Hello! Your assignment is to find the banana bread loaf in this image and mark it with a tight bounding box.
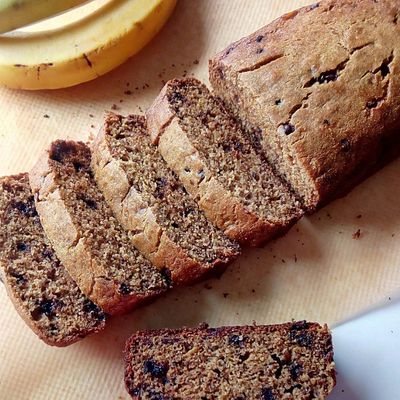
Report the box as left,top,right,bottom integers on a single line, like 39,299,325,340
124,321,336,399
91,113,240,286
147,78,303,246
29,140,169,315
210,0,400,210
0,173,106,346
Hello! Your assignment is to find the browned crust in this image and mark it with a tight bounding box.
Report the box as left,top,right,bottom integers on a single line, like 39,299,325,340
124,321,336,399
146,83,293,247
29,146,161,315
209,0,400,209
91,115,237,285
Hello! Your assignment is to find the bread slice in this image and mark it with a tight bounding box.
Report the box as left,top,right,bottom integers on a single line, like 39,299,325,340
124,321,336,399
0,173,106,346
29,141,169,315
209,0,400,209
147,78,303,246
91,113,240,286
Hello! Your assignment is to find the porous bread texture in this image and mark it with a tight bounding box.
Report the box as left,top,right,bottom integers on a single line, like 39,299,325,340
91,113,240,286
124,321,336,399
147,78,303,246
210,0,400,210
0,173,105,346
29,140,169,315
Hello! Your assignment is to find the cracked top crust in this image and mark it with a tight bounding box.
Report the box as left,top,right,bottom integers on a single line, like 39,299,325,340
29,140,168,315
210,0,400,208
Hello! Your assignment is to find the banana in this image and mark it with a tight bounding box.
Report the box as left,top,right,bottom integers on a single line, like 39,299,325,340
0,0,90,33
0,0,177,90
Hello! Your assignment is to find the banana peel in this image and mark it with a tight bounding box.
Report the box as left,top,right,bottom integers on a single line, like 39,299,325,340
0,0,177,90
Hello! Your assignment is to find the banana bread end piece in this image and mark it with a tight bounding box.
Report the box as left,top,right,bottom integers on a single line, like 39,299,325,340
0,174,106,346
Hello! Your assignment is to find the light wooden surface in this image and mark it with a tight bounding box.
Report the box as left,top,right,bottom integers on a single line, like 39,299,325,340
1,1,400,399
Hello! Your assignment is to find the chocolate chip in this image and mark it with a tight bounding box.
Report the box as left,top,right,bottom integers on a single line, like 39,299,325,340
80,197,97,209
256,35,264,43
380,63,390,77
160,268,173,288
16,242,29,252
143,359,169,381
281,123,295,135
256,48,264,54
119,283,131,295
184,167,191,173
274,99,282,105
83,299,104,318
228,334,245,347
239,351,250,362
318,71,337,84
290,331,314,347
10,271,26,285
340,138,351,152
170,91,184,103
261,387,275,400
367,99,378,109
171,222,179,228
289,363,303,380
73,162,84,172
323,119,330,125
10,200,37,217
290,321,310,331
271,354,283,378
31,299,57,320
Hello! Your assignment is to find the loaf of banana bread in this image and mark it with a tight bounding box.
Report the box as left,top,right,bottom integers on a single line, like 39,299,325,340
210,0,400,209
92,113,240,285
0,174,106,346
124,321,336,399
29,140,169,315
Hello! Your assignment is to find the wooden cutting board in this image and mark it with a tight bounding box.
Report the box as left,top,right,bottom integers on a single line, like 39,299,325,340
1,1,400,399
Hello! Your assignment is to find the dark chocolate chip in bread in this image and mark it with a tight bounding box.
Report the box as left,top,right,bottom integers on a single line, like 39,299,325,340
147,78,303,246
0,174,106,346
92,113,240,286
29,140,169,315
124,321,336,399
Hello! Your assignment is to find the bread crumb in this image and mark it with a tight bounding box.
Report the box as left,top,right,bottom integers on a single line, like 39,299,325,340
352,229,362,239
43,114,50,118
124,90,132,95
356,214,362,219
223,293,229,298
204,283,213,290
111,104,118,110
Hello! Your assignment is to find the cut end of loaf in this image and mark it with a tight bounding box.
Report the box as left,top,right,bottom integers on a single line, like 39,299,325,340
0,173,106,346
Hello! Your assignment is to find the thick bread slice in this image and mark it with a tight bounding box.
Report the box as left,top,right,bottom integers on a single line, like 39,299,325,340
210,0,400,210
124,321,336,399
29,141,169,315
0,174,105,346
91,113,240,286
147,78,303,246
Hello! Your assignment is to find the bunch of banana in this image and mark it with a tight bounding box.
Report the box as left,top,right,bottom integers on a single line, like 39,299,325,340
0,0,177,90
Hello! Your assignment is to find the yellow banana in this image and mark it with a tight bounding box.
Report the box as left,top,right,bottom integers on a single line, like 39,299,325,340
0,0,177,90
0,0,90,33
